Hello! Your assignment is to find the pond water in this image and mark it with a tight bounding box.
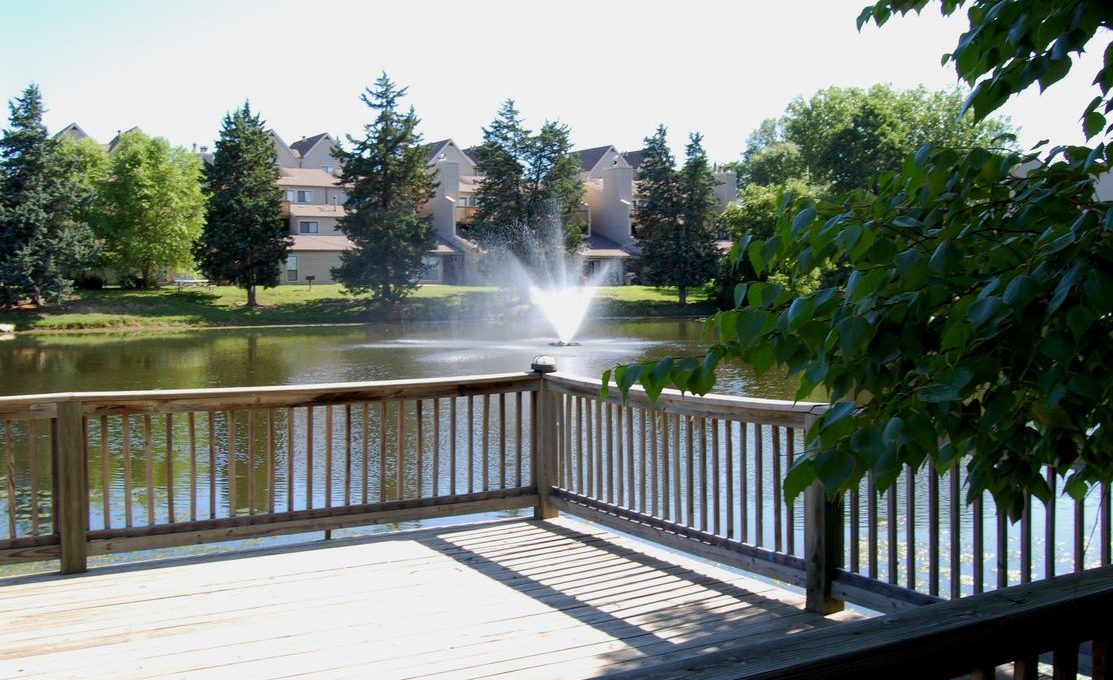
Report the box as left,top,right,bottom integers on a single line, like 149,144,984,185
0,317,806,398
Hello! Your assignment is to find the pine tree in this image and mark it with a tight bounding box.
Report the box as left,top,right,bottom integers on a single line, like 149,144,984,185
0,84,95,306
194,102,289,308
472,101,583,283
332,73,436,304
634,127,720,305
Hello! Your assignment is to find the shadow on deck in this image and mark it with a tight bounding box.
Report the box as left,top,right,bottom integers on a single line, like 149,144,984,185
0,517,857,679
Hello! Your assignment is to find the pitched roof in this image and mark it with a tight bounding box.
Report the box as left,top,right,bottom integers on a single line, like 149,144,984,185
287,203,347,217
290,133,332,158
107,127,142,154
277,167,346,188
426,139,452,162
623,149,646,170
574,146,615,173
463,147,481,165
582,233,632,259
54,123,90,142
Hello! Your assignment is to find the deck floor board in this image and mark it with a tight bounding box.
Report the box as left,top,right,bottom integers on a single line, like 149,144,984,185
0,517,859,679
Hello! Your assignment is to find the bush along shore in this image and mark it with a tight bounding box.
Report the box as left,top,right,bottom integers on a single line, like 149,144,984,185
0,284,717,333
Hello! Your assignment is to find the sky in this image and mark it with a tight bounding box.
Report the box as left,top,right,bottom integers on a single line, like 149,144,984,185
0,0,1104,163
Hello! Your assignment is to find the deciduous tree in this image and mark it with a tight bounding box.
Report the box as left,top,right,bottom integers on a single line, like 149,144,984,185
332,73,436,304
194,102,290,307
97,131,205,287
0,85,96,306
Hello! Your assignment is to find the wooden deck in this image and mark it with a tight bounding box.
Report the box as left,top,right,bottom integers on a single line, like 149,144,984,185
0,518,859,679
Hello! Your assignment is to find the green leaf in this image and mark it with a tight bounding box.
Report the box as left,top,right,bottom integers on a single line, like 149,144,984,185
967,296,1002,328
814,449,855,492
1002,274,1039,312
791,207,817,236
918,383,960,403
600,369,611,400
783,457,817,502
749,344,776,376
929,240,960,275
835,316,873,358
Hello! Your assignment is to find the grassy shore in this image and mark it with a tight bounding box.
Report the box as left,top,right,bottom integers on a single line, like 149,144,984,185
0,284,717,332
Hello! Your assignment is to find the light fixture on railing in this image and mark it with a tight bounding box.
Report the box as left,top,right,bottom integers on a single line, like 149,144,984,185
531,355,557,374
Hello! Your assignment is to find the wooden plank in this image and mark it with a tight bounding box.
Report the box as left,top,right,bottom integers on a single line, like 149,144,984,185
755,423,764,547
498,394,505,490
144,414,154,525
248,410,256,515
686,416,695,528
515,393,522,489
726,420,734,541
711,418,720,536
324,405,333,507
467,396,475,494
166,413,175,524
928,465,938,595
906,464,915,590
287,407,295,512
123,414,133,527
344,404,353,505
102,415,111,529
1046,466,1057,580
637,407,646,515
534,377,558,520
1021,492,1032,583
228,410,237,517
188,412,196,522
740,421,748,544
887,482,897,584
831,570,943,613
5,420,18,539
208,410,217,518
481,395,490,493
950,464,961,598
361,403,370,505
379,401,388,502
56,401,87,573
434,398,441,497
417,400,425,498
974,489,984,593
29,419,39,535
997,505,1008,589
867,470,877,579
268,408,276,514
787,428,795,556
398,400,406,500
772,425,781,551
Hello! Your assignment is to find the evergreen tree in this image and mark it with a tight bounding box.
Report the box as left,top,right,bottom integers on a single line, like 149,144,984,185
634,127,720,305
332,73,436,304
0,84,95,306
472,100,583,283
96,131,205,288
194,102,290,308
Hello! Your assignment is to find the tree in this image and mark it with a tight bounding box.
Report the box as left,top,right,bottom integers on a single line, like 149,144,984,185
634,127,721,305
332,73,436,304
608,0,1113,517
195,103,290,308
95,131,205,288
0,85,96,306
471,100,584,283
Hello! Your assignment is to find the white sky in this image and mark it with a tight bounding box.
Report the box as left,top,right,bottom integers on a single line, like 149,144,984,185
0,0,1103,162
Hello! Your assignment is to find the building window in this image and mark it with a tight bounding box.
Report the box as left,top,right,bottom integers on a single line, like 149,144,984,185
297,190,312,203
284,190,295,202
322,165,333,175
286,255,299,282
298,221,319,234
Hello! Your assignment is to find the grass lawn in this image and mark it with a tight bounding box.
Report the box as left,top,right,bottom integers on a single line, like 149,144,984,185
0,284,717,332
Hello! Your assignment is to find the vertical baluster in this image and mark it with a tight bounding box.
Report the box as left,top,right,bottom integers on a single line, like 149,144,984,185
267,408,276,514
362,403,370,504
996,506,1008,589
102,416,112,529
247,410,256,515
324,405,333,508
144,414,154,525
1053,642,1080,679
755,423,764,547
481,395,490,492
906,464,915,591
515,392,522,489
529,390,538,487
740,421,749,544
286,408,295,512
345,404,353,505
574,397,583,494
867,470,878,579
416,400,424,498
973,491,984,594
638,408,647,515
787,428,796,555
379,402,388,502
29,420,39,535
434,398,442,497
928,467,939,596
726,421,734,541
773,425,782,552
711,419,720,536
887,482,898,584
672,413,681,523
1074,497,1085,572
1021,492,1032,584
450,397,458,496
208,411,216,519
1045,467,1056,580
562,394,572,489
123,415,133,527
626,405,635,508
5,420,16,538
495,394,504,489
699,417,708,532
166,414,175,523
304,407,312,510
605,403,614,504
596,399,604,500
1102,481,1111,566
681,414,690,527
397,400,406,500
467,396,475,494
228,410,237,517
659,412,669,521
615,405,624,506
849,476,860,573
950,464,961,598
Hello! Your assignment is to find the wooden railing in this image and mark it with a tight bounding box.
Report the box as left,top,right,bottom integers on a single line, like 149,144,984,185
0,373,540,572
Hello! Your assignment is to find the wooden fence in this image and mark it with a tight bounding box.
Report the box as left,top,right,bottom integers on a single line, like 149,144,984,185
0,373,540,572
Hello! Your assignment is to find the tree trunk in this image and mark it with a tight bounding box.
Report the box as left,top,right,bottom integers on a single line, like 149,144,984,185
32,287,44,307
246,285,257,309
678,286,687,306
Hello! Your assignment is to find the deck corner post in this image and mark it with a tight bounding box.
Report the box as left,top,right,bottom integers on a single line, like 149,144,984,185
57,400,88,574
803,411,843,614
534,372,560,520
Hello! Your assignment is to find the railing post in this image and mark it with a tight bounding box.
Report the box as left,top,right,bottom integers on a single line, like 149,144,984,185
533,359,559,520
804,410,843,614
56,400,88,574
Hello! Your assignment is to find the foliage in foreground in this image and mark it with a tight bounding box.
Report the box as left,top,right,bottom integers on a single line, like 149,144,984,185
607,0,1113,517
